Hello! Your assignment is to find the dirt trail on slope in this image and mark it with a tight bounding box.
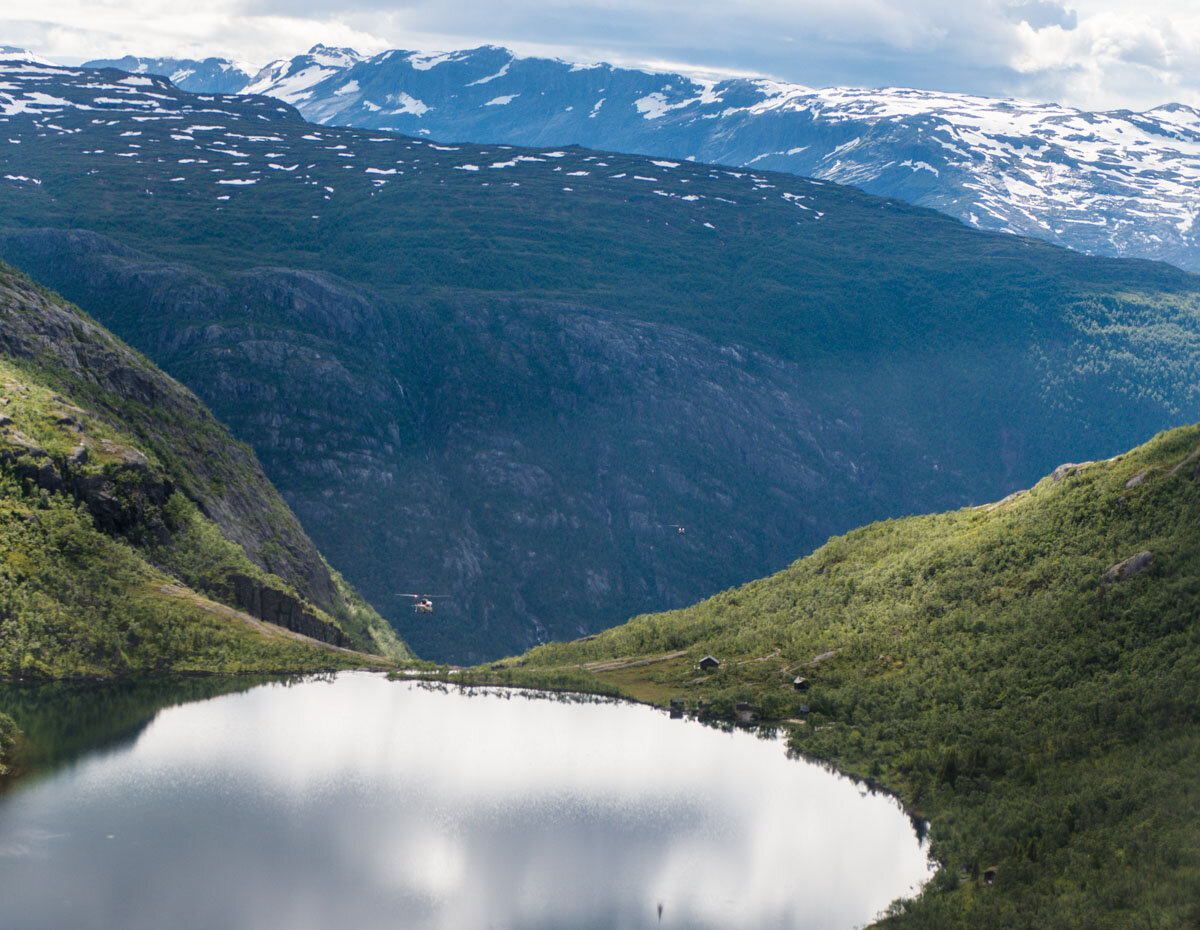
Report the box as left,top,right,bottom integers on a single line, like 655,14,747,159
153,582,390,665
581,650,689,673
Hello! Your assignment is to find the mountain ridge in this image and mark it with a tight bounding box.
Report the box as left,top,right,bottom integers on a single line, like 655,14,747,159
75,42,1200,272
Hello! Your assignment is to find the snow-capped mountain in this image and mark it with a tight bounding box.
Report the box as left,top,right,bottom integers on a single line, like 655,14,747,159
0,46,56,66
241,44,364,101
99,43,1200,271
82,54,256,94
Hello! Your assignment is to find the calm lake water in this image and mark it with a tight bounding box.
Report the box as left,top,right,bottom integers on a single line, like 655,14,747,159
0,672,932,929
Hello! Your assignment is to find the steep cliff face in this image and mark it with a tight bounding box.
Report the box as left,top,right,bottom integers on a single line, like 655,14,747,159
0,256,333,605
0,263,410,674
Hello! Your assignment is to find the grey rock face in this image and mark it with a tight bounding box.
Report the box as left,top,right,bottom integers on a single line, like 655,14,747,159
225,572,352,647
1103,551,1153,584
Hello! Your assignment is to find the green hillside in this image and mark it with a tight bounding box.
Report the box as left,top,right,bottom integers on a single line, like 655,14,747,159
481,424,1200,928
0,262,410,708
5,64,1200,660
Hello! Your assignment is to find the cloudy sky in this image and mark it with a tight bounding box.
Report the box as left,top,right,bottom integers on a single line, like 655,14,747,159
3,0,1198,110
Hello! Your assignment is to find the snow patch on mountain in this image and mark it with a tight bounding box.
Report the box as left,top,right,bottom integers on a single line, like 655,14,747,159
407,51,462,71
467,60,511,86
70,43,1200,271
386,92,429,116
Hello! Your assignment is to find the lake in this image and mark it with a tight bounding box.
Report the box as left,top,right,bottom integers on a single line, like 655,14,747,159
0,672,932,929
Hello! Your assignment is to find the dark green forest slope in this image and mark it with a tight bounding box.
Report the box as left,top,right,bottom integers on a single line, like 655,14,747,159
4,63,1200,660
491,424,1200,928
0,262,409,691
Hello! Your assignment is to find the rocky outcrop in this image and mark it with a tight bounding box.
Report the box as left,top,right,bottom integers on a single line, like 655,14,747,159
0,431,174,543
0,268,343,611
1050,462,1095,484
1125,469,1151,489
224,572,352,647
1103,551,1153,585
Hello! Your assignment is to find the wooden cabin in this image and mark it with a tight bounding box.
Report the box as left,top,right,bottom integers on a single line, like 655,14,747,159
697,654,720,671
792,676,810,692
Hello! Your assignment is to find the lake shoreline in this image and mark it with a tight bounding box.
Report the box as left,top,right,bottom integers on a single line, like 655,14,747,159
0,672,934,929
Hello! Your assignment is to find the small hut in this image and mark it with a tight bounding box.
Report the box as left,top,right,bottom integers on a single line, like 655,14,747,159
697,654,720,671
792,676,810,692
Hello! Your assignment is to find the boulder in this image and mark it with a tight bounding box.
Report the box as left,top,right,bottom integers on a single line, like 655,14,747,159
1103,551,1153,584
1124,469,1150,489
1050,461,1093,483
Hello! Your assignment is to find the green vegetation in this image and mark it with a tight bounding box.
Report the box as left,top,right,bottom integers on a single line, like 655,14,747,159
483,424,1200,929
0,263,409,678
0,472,366,678
0,710,18,776
324,563,413,663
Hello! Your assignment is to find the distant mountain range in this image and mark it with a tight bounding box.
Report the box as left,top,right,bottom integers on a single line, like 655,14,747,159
82,53,257,94
2,58,1199,662
77,43,1200,272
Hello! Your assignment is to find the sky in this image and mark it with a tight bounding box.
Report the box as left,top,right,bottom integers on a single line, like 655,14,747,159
3,0,1199,111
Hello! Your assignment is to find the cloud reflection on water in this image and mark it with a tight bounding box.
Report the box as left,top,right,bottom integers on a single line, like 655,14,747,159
0,673,932,929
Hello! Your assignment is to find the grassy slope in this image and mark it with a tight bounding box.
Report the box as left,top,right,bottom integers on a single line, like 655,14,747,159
0,361,382,679
0,264,409,679
475,424,1200,928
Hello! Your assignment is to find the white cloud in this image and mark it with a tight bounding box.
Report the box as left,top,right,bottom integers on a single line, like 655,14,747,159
1009,8,1200,109
2,0,1199,109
